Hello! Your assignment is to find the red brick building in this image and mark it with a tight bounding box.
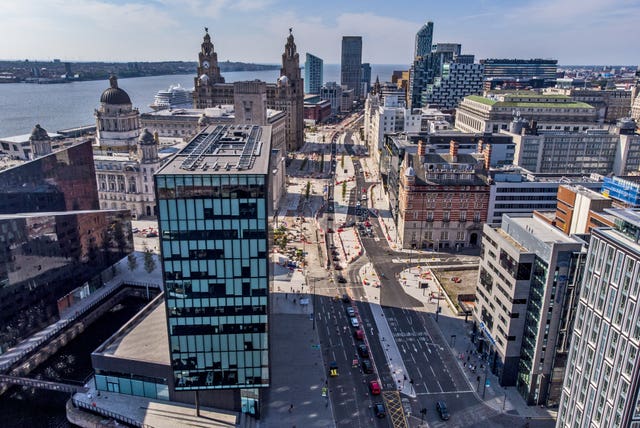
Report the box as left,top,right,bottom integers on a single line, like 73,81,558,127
397,140,490,250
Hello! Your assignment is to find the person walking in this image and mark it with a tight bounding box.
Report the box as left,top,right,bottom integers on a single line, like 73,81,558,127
289,403,294,413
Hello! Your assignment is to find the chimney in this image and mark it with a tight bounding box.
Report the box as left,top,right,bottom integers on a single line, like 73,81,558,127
449,140,459,162
417,139,426,157
477,139,484,154
483,143,492,170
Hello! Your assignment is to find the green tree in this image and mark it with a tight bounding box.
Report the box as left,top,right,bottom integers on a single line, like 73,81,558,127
342,182,347,200
127,253,138,272
305,181,311,200
143,245,156,274
341,154,345,169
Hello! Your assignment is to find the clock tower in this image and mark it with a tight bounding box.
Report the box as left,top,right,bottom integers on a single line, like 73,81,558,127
194,28,225,108
275,29,304,152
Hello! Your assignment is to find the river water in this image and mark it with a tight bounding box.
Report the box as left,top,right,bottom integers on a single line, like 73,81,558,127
0,296,148,428
0,64,405,138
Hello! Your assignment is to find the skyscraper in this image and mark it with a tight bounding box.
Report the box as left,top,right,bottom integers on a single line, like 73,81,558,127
275,29,304,152
304,53,323,94
558,208,640,427
361,63,371,95
155,124,271,407
341,36,363,99
414,21,434,58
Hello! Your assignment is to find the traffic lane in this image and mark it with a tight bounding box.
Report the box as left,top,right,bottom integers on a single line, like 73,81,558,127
316,296,373,427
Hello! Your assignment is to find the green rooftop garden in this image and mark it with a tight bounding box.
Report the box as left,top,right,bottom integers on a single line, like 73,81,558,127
466,95,497,105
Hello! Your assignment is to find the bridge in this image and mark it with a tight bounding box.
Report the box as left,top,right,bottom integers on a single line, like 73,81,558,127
0,374,89,394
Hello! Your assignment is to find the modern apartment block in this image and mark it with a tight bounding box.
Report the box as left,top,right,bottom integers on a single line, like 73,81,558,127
422,62,484,110
414,21,434,59
320,82,343,114
155,124,271,409
455,92,598,134
304,53,323,95
474,213,586,405
341,36,363,99
558,208,640,428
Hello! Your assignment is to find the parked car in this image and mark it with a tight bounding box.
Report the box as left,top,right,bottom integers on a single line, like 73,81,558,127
350,317,359,328
357,344,369,358
373,402,386,418
369,380,381,395
337,276,347,283
341,294,351,303
346,307,355,317
436,401,450,420
146,232,158,238
354,329,365,340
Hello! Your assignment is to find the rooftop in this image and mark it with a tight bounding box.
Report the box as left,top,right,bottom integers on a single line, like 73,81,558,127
156,124,272,176
506,214,578,245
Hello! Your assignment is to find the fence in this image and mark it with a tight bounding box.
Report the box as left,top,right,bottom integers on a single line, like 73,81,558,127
72,397,153,428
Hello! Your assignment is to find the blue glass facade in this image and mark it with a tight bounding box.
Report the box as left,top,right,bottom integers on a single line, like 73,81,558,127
155,173,270,390
602,177,640,207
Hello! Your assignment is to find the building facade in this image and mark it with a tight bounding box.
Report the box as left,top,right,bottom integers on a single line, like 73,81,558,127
304,53,323,95
480,58,558,86
0,140,132,354
422,62,484,110
361,63,371,95
396,140,490,250
319,82,342,114
341,36,363,99
414,21,434,59
155,124,271,410
455,93,599,134
474,213,586,405
558,208,640,428
94,75,141,154
274,30,304,152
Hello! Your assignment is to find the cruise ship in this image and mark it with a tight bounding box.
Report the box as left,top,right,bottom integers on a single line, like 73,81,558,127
150,84,194,110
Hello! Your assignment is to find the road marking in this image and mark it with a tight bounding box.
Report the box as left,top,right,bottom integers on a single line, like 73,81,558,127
415,389,474,396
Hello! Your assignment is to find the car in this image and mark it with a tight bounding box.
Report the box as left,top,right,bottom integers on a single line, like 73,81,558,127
361,358,373,373
131,227,139,233
329,361,338,377
369,380,381,395
341,294,351,303
337,276,347,283
346,307,356,317
334,264,343,270
436,401,450,420
373,403,386,418
354,329,365,340
357,344,369,358
327,228,334,233
146,232,158,238
350,317,359,328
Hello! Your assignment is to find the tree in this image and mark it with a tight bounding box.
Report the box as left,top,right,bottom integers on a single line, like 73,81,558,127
305,181,311,200
342,182,347,200
340,154,345,169
143,245,156,274
127,253,138,272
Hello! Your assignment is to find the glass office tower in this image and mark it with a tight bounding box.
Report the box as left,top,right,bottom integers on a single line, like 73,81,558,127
155,125,271,393
341,36,363,99
304,53,323,95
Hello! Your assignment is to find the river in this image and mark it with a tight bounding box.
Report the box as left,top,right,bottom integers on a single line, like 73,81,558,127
0,296,148,428
0,64,406,138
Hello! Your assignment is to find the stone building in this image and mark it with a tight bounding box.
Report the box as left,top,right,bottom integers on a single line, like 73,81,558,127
94,75,141,154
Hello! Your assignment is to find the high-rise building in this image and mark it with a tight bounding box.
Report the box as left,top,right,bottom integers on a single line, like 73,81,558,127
558,208,640,427
155,124,272,408
480,58,558,88
414,21,434,59
304,53,323,95
421,62,484,110
320,82,343,114
341,36,363,99
361,63,371,95
474,213,586,405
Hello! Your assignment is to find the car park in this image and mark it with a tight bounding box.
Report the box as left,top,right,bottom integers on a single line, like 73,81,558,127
436,401,450,420
369,380,381,395
357,344,369,358
373,403,386,418
361,358,373,373
350,317,359,328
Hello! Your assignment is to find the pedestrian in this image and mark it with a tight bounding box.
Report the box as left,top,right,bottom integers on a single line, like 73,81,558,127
289,404,294,413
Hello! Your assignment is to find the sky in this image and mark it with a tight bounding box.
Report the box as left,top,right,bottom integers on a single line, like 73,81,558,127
2,0,639,65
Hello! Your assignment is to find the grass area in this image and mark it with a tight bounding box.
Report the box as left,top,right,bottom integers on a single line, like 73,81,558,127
498,101,594,109
466,95,497,106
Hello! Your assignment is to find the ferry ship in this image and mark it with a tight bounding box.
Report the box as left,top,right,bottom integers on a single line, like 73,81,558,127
150,84,194,110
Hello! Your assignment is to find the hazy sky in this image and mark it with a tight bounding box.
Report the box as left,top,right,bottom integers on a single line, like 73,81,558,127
3,0,639,65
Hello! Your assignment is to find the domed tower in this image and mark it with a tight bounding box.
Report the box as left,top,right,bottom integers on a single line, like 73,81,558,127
193,28,225,109
137,128,159,163
275,28,304,153
29,124,52,158
95,75,140,153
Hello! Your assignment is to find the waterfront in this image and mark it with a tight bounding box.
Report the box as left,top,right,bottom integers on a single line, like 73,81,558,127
0,64,405,138
0,295,148,428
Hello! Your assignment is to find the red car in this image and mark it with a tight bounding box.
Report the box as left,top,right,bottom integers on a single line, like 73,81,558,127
369,380,381,395
354,329,364,340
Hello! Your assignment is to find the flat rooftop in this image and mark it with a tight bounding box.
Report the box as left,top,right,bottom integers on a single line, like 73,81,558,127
94,296,168,364
507,215,578,244
156,124,272,176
